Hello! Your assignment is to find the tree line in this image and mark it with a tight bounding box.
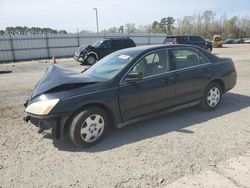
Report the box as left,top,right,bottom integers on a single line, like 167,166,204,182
0,26,67,35
102,10,250,39
1,10,250,39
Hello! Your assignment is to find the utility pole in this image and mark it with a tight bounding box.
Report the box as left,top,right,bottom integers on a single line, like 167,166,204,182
93,8,99,33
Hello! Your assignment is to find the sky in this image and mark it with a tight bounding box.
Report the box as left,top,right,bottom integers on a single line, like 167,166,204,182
0,0,250,33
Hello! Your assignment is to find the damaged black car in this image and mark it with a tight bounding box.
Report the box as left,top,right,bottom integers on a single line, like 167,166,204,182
24,45,237,147
74,38,136,65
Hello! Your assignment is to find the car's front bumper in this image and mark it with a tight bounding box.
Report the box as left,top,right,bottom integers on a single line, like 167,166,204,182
23,111,68,139
74,55,85,63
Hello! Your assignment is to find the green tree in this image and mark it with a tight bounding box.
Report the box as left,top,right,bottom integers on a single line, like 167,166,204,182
202,10,216,38
152,21,159,33
118,26,124,33
166,17,175,34
180,16,195,35
224,16,239,38
159,18,167,33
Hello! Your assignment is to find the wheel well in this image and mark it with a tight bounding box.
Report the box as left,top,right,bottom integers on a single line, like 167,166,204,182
210,79,225,93
62,103,115,138
87,52,98,60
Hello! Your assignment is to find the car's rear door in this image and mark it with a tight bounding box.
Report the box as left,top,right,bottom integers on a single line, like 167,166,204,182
119,49,176,121
189,36,205,48
112,40,124,51
169,47,212,104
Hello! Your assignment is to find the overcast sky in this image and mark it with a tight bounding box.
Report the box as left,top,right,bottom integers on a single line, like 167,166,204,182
0,0,250,32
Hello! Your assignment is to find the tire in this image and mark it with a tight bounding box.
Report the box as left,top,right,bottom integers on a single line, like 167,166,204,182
85,54,97,65
69,107,109,147
207,47,212,53
199,82,222,111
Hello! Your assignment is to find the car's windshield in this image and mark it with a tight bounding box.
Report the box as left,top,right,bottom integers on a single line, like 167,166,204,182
92,40,104,48
84,51,138,80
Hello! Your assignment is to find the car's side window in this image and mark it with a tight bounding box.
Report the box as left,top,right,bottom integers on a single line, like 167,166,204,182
170,49,207,70
130,50,169,78
177,36,188,43
190,36,203,42
100,40,111,48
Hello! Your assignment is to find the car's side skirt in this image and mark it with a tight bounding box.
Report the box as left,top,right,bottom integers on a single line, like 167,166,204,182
117,100,201,128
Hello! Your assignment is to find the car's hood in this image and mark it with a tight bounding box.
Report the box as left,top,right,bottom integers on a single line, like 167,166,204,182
75,45,95,56
31,64,99,98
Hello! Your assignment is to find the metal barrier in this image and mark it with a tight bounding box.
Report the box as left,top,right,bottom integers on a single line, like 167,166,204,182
0,33,166,63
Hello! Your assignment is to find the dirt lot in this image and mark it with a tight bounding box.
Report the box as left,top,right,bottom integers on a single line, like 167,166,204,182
0,44,250,187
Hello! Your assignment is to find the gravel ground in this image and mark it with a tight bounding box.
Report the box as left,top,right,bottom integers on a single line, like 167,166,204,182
0,44,250,188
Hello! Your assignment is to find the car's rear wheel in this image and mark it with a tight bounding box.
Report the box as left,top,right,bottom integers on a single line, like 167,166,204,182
69,107,109,147
199,82,222,111
85,54,97,65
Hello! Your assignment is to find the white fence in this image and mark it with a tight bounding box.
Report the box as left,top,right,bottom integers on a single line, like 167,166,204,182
0,33,166,63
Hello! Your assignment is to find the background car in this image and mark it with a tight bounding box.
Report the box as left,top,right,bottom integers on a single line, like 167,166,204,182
163,35,213,52
224,39,234,44
74,38,136,65
224,38,246,44
244,39,250,44
24,44,237,147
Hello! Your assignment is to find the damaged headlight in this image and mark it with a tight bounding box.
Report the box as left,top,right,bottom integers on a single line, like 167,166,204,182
25,99,59,115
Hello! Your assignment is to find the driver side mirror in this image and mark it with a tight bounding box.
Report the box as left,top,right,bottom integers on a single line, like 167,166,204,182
124,72,143,83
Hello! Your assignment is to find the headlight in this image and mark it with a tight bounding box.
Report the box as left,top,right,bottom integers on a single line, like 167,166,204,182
25,99,59,115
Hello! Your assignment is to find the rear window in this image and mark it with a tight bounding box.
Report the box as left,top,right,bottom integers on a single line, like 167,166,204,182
123,39,135,48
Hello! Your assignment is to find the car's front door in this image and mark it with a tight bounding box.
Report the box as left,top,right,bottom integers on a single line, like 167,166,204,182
119,49,176,121
169,48,212,105
98,40,112,59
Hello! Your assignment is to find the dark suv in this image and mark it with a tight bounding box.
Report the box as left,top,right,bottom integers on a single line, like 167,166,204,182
163,35,213,52
74,38,136,65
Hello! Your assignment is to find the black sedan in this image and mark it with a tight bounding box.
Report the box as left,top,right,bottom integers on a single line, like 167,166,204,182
24,45,237,147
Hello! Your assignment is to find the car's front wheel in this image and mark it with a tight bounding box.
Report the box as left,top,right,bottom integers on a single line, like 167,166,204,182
69,107,109,147
199,82,222,111
85,54,97,65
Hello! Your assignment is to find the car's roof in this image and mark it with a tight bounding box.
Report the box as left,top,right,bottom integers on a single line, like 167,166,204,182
102,37,132,41
116,44,219,63
165,35,201,38
117,44,200,54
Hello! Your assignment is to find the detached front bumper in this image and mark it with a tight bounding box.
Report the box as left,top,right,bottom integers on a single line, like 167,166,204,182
23,112,63,139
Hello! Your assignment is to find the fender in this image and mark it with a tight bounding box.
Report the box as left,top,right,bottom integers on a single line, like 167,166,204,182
202,77,225,95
